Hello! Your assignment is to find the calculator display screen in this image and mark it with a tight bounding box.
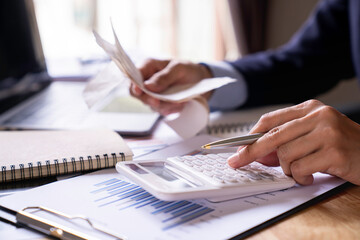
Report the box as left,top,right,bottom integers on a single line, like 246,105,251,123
139,163,178,182
138,162,201,188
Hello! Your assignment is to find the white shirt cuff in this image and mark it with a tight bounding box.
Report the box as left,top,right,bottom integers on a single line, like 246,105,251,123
206,62,248,110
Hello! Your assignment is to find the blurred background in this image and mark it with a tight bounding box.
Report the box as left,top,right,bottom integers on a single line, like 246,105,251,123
33,0,360,109
33,0,315,75
33,0,225,78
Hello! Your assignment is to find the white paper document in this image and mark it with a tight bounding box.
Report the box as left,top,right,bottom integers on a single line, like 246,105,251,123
0,135,346,240
82,62,128,109
92,27,235,103
85,24,236,138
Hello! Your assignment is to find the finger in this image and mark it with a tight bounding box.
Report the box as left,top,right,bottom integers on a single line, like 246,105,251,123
139,59,170,80
288,149,332,185
277,130,321,175
136,93,160,109
255,151,279,166
250,100,324,134
236,146,280,166
144,61,187,93
138,95,185,116
130,83,143,97
130,82,185,115
158,102,186,116
228,115,314,168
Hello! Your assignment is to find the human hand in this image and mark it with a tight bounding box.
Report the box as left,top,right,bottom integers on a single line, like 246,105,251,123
227,99,360,185
130,58,213,116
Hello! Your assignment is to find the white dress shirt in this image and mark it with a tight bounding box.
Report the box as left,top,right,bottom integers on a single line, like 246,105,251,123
205,61,248,111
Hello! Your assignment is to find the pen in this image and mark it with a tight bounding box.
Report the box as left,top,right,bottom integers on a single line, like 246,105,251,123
201,133,264,149
16,206,126,240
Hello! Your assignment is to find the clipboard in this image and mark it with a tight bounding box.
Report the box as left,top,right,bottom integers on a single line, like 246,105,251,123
0,182,351,240
0,205,126,240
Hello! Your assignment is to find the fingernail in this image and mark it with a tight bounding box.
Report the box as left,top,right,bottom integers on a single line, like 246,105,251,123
227,153,240,168
132,86,141,96
145,81,163,93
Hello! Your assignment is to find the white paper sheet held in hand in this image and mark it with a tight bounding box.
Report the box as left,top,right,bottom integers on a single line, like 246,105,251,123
92,25,235,138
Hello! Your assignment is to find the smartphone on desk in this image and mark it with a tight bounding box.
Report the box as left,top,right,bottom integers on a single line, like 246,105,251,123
116,152,296,202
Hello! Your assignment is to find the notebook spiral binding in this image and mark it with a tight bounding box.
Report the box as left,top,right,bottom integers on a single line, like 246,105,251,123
1,152,126,183
206,122,256,136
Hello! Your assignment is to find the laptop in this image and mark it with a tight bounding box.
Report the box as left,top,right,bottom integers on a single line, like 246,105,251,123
0,1,160,136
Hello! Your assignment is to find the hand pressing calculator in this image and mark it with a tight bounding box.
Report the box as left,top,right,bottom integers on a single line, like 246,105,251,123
116,153,296,202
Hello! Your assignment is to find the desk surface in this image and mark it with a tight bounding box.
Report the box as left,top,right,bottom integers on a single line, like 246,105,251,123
248,185,360,239
0,121,359,239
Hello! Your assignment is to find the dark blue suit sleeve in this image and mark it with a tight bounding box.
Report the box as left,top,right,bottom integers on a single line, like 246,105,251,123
229,0,355,108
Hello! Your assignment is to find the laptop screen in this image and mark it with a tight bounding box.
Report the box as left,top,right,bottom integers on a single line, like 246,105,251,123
0,0,50,112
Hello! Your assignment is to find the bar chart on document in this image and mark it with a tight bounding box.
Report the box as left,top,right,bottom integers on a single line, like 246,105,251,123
91,177,215,231
76,169,304,240
0,166,345,240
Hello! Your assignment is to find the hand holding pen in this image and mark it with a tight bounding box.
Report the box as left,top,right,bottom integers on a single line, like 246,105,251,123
222,101,360,187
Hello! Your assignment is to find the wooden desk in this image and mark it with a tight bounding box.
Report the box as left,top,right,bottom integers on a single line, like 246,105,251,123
247,185,360,239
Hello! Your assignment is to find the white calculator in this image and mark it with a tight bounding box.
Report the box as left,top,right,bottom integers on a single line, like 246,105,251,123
116,153,296,201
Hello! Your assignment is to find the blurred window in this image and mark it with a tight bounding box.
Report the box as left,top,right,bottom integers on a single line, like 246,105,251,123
33,0,226,66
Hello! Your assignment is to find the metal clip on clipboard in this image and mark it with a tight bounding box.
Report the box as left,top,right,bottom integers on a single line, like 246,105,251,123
16,206,126,240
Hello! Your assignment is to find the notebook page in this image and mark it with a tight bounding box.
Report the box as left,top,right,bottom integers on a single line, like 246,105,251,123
0,129,133,182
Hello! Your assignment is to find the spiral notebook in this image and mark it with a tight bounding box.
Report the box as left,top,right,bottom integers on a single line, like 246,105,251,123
205,105,291,138
206,120,255,138
0,129,133,182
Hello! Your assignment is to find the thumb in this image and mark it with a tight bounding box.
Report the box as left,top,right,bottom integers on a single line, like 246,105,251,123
144,74,170,93
144,61,184,93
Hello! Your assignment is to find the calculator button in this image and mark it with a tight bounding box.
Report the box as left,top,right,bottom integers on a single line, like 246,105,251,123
274,173,288,179
217,153,233,158
192,165,203,172
192,160,203,166
214,163,226,170
222,176,238,183
205,154,218,159
212,172,224,178
205,159,217,165
246,172,262,180
195,155,208,160
203,170,214,177
216,158,227,164
235,174,250,182
212,176,225,184
250,162,262,167
202,165,214,171
212,169,224,175
258,172,274,180
168,153,294,190
235,169,249,174
183,160,194,167
224,169,237,175
171,157,183,162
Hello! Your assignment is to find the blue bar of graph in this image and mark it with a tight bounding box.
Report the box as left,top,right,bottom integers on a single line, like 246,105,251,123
162,204,203,222
94,178,120,187
136,198,158,208
98,187,142,207
151,201,190,214
163,208,214,231
92,178,215,231
91,181,129,194
95,184,138,202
